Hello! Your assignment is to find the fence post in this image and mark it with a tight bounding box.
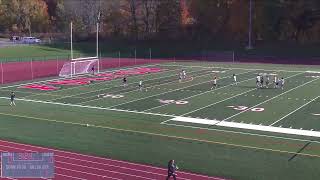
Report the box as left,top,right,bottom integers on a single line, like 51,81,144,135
118,51,121,67
1,61,3,84
134,49,137,65
149,48,152,63
56,56,59,75
31,59,34,80
232,51,235,63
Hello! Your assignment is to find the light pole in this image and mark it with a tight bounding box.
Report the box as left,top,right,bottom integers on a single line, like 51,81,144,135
247,0,253,49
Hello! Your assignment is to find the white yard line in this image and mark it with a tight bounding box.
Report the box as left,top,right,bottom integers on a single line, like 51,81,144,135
160,64,312,73
80,69,217,105
269,95,320,126
49,68,211,102
181,86,257,116
0,97,175,118
160,121,320,144
103,69,233,108
166,117,320,138
218,73,318,123
23,64,183,99
144,70,256,112
0,63,162,90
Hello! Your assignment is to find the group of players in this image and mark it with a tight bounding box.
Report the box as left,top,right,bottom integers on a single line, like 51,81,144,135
256,74,285,89
122,69,188,92
210,72,285,90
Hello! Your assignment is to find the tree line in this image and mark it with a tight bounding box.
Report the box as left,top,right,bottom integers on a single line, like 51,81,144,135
0,0,319,43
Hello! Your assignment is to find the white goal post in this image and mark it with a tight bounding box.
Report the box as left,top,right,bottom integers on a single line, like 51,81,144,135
59,19,100,77
59,57,100,77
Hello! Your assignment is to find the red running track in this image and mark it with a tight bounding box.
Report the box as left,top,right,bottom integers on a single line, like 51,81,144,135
0,140,229,180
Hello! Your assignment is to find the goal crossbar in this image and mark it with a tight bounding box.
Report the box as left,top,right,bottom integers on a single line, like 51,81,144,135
71,56,98,61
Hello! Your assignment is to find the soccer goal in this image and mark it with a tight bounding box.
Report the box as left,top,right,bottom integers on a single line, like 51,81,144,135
59,56,100,77
59,20,100,77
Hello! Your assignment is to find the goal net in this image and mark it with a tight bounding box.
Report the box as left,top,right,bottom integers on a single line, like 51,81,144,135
59,57,99,77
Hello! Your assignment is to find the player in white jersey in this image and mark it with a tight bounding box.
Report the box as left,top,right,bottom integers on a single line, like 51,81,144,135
256,75,261,88
182,70,186,79
233,74,237,85
211,76,217,90
274,76,278,88
139,80,143,91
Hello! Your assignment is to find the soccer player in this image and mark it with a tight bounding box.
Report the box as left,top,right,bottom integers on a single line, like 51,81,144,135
280,77,285,90
166,160,178,180
266,75,270,88
211,76,217,90
256,74,261,88
260,75,264,88
91,66,95,75
233,74,237,85
10,92,16,106
178,72,182,83
139,80,143,91
123,76,127,87
182,70,186,79
274,76,278,88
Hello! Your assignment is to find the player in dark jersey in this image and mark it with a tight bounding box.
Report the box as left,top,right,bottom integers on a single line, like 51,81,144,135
91,66,95,75
265,75,270,88
166,160,178,180
123,76,127,86
10,92,16,106
260,75,264,88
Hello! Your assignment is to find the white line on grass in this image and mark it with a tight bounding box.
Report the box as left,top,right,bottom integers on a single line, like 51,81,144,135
181,87,257,116
269,95,320,126
144,70,256,112
49,67,212,102
23,64,183,99
104,69,235,108
218,73,318,123
0,63,162,90
160,121,320,144
160,64,310,73
76,70,216,104
0,97,175,118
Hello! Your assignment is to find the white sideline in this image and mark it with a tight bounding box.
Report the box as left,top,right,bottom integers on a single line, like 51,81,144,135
0,97,175,118
160,64,313,73
269,96,320,126
0,63,161,90
306,71,320,74
170,117,320,138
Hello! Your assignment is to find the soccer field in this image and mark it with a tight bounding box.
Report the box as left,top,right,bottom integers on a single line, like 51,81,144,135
0,61,320,180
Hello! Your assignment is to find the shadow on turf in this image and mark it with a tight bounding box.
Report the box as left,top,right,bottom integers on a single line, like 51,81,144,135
288,141,312,161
